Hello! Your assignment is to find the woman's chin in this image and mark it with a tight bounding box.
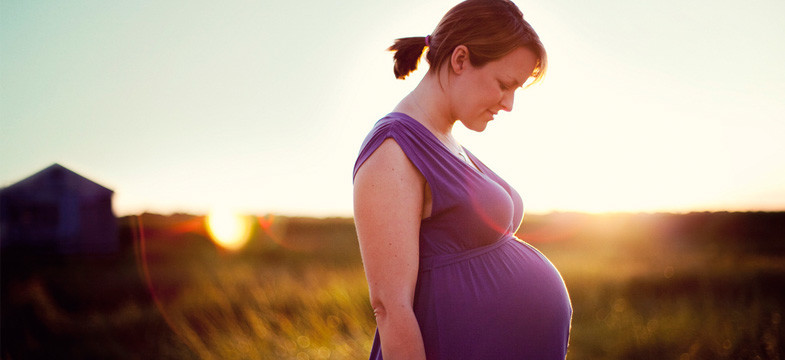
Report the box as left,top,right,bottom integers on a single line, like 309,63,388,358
461,119,490,133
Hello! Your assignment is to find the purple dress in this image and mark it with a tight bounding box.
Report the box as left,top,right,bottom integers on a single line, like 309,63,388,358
353,113,572,359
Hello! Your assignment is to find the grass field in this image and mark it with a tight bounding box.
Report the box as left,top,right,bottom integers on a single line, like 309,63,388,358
2,212,783,359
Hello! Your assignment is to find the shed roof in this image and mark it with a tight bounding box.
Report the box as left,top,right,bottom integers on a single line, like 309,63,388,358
0,163,113,199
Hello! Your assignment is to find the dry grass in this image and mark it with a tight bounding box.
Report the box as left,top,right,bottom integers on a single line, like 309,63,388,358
2,212,783,359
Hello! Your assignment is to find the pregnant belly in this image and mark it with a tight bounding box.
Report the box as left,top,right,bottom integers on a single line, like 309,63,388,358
414,237,572,359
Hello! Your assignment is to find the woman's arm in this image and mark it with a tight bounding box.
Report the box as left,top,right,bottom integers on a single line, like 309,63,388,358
353,138,427,360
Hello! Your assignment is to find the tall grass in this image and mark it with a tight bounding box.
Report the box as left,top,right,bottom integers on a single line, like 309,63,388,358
147,257,375,359
2,212,783,359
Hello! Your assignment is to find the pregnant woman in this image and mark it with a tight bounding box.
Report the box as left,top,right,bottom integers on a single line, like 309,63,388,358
352,0,572,359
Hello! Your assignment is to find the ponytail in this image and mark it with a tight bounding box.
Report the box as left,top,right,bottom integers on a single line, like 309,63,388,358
386,0,547,84
388,36,429,79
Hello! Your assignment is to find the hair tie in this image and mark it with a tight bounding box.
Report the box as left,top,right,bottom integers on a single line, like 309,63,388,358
425,35,431,47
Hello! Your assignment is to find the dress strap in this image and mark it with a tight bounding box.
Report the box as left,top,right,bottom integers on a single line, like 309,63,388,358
353,113,444,182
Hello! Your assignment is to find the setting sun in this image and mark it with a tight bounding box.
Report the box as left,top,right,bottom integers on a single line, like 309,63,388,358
205,208,253,251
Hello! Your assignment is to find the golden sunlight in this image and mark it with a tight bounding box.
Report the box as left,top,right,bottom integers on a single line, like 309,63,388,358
205,208,253,251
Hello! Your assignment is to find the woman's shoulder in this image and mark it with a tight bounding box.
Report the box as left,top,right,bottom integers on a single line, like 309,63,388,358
371,112,422,133
354,113,430,179
363,112,435,149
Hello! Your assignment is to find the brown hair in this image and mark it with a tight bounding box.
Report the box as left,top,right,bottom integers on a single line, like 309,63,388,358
389,0,547,84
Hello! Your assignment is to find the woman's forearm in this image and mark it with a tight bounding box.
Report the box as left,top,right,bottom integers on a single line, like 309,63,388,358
376,305,427,360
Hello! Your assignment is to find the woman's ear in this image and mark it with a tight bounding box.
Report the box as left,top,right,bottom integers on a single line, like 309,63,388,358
450,45,470,75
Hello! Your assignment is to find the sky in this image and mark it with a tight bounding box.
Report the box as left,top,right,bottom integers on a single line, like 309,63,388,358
2,0,784,217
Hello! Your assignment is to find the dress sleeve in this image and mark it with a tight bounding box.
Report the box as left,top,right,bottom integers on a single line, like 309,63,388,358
352,117,435,183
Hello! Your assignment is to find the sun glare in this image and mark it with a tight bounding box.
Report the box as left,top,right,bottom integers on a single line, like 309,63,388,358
206,208,253,251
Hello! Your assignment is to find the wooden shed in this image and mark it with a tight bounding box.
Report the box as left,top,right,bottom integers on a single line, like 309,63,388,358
0,164,118,254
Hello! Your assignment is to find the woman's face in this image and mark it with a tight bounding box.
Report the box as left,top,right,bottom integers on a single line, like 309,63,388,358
449,46,538,132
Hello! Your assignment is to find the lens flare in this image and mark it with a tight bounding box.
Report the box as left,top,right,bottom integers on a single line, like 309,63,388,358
205,208,253,251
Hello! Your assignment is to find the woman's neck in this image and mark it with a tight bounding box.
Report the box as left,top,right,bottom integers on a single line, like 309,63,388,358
393,72,455,138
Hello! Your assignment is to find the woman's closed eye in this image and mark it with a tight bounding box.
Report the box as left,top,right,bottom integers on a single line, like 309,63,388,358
499,80,521,92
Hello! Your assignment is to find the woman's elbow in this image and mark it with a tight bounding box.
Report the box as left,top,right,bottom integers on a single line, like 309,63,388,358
370,296,411,323
371,299,387,320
